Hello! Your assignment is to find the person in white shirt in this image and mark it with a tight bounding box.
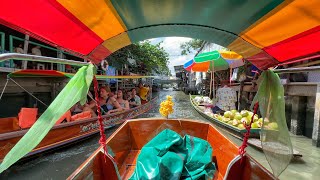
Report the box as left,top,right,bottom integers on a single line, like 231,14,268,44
129,88,141,108
211,80,237,114
215,81,237,111
31,45,42,56
14,44,24,53
13,44,24,68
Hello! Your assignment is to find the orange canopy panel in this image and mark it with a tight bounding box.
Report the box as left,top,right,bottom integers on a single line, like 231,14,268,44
0,0,319,69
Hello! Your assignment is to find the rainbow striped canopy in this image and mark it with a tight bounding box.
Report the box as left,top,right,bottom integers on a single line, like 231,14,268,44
1,0,319,70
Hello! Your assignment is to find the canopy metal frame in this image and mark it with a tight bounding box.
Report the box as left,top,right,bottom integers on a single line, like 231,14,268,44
0,53,89,67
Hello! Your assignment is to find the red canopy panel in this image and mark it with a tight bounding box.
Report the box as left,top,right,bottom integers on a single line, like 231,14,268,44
264,26,320,62
0,0,103,55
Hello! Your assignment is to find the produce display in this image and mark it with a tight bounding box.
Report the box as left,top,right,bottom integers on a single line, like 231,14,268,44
193,96,213,105
211,110,278,130
191,96,278,131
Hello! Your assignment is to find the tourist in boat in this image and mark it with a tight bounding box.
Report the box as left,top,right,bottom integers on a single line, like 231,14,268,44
115,89,130,111
70,102,84,115
83,86,122,116
138,82,149,104
129,88,141,108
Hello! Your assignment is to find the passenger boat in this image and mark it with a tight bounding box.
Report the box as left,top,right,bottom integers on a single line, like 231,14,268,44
0,98,157,162
68,118,276,180
189,95,260,138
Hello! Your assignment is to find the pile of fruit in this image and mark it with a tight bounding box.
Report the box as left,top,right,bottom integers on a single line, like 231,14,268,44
212,110,278,130
193,96,213,105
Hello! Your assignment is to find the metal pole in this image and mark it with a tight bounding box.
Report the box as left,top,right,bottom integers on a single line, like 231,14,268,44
0,53,89,66
9,35,14,68
273,66,320,74
116,70,119,92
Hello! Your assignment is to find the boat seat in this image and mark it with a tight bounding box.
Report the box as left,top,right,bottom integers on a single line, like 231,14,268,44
55,110,72,125
70,111,91,121
0,117,20,133
18,108,38,129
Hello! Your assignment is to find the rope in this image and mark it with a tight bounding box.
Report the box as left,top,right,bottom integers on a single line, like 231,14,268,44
238,102,259,162
0,78,9,101
9,78,48,107
93,76,108,162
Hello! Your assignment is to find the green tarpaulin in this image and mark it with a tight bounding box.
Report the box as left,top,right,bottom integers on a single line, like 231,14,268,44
129,129,216,180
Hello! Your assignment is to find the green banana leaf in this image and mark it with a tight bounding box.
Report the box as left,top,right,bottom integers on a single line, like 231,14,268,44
251,70,293,177
0,64,95,173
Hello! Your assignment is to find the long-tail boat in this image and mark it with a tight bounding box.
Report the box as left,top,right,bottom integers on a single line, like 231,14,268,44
0,0,316,176
0,96,157,162
68,118,276,180
190,94,260,138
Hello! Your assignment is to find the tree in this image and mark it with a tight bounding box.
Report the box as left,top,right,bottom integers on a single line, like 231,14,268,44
106,41,170,76
180,39,206,55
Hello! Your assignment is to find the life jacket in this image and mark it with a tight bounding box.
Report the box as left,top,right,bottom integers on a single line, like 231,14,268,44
18,108,38,129
55,110,72,125
70,111,92,121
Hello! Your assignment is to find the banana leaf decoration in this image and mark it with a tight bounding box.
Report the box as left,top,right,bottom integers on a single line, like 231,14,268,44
0,64,95,173
251,70,293,177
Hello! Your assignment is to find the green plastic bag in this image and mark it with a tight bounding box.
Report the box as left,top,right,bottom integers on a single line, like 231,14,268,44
0,64,95,173
251,70,293,177
129,129,216,180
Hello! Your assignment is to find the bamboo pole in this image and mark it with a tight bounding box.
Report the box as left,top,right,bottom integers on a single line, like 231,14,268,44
212,61,215,99
209,71,212,98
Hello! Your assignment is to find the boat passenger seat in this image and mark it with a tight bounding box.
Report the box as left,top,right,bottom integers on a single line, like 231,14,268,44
55,110,72,125
70,111,92,121
18,108,38,129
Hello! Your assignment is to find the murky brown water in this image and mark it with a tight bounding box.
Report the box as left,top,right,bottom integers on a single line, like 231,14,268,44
1,90,319,179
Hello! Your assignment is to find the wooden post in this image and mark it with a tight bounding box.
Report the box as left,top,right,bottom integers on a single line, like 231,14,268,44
312,84,320,147
22,35,29,69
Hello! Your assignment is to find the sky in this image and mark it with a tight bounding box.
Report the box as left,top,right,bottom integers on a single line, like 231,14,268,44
148,37,197,75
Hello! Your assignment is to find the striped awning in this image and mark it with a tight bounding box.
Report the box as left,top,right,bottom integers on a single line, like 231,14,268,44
1,0,319,70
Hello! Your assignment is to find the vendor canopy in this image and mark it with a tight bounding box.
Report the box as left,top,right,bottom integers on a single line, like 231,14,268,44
184,50,244,72
1,0,319,69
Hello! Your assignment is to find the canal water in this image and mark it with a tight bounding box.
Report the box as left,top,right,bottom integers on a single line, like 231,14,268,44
1,90,320,179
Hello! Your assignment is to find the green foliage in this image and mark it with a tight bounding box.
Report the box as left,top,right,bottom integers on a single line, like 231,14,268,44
106,41,170,76
180,39,205,55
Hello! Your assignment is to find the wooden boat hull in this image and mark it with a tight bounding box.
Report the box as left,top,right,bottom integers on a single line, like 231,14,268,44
190,94,260,138
68,118,276,180
0,98,157,162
